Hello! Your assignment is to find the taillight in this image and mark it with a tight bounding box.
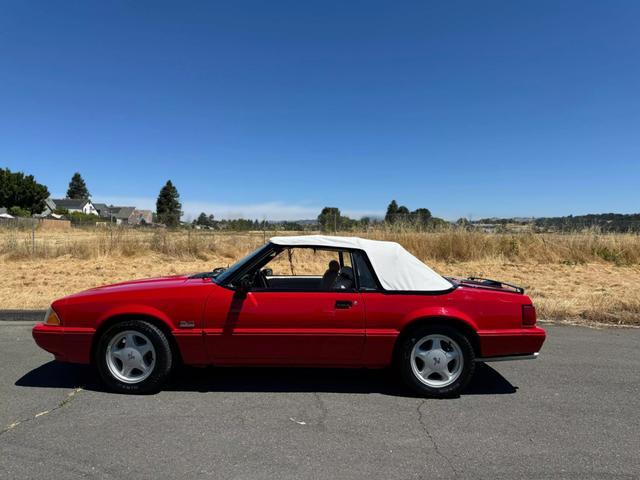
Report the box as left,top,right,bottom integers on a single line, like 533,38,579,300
522,305,536,327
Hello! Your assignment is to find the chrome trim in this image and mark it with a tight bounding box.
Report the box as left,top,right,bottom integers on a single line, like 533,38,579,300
476,352,539,362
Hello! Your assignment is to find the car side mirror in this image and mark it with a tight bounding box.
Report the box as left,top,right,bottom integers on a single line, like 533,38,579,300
235,276,252,296
262,268,273,276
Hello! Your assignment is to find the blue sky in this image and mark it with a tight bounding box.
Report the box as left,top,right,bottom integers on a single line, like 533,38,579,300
1,1,639,220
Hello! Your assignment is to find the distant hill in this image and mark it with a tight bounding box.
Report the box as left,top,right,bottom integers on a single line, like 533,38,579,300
476,213,640,233
534,213,640,233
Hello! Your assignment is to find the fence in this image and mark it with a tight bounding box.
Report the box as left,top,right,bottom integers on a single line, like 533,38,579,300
0,225,278,261
0,217,71,230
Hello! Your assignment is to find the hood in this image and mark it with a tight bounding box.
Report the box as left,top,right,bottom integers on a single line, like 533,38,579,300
64,274,191,299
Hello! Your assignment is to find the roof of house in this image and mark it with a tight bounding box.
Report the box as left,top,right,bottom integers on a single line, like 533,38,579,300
269,235,452,292
109,206,136,219
93,203,110,212
51,198,91,210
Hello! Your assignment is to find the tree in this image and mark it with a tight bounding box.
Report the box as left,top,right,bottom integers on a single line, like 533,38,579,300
317,207,341,232
385,200,399,223
195,212,208,225
66,172,90,199
456,217,471,229
0,168,50,214
413,208,432,227
8,206,31,217
156,180,182,227
194,212,215,227
396,205,410,223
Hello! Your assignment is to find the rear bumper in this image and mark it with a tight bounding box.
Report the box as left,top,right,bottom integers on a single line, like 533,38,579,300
477,326,546,358
32,323,94,364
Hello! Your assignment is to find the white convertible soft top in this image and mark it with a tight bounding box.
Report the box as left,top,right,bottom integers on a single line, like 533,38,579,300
270,235,452,292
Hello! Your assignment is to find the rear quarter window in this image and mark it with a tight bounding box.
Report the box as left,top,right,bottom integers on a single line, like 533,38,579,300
353,251,378,290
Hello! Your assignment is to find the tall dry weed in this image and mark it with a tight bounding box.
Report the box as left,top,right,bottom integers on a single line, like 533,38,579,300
1,227,640,266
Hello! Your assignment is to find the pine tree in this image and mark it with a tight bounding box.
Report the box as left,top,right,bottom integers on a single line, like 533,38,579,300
66,172,90,199
156,180,182,227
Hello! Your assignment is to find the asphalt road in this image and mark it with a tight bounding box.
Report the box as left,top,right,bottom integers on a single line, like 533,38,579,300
1,323,639,480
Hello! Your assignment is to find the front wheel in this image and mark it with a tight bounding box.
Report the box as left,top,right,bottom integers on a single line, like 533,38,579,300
398,325,475,398
96,320,173,394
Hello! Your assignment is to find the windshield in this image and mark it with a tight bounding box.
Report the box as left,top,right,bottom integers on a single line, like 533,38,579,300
214,243,273,285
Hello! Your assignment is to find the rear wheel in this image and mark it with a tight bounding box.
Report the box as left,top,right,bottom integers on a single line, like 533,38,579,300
398,325,475,397
96,320,173,394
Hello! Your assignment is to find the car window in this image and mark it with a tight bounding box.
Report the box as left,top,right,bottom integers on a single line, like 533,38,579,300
214,243,273,285
266,248,341,276
342,251,352,269
255,247,355,291
352,251,378,290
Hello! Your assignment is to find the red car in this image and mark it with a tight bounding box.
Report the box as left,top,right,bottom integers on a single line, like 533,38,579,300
33,235,545,396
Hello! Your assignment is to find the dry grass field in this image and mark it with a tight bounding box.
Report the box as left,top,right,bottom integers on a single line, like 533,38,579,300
1,228,639,326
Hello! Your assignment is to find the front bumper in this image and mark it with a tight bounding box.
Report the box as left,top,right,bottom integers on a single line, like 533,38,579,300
32,323,94,364
477,326,546,358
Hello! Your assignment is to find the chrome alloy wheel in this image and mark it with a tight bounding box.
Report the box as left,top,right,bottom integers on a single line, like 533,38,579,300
105,330,156,384
410,334,464,388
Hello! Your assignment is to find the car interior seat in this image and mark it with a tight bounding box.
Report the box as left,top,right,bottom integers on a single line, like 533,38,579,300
333,266,354,289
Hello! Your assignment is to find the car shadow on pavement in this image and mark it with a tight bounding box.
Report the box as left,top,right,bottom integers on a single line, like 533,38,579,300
15,361,99,390
16,361,517,397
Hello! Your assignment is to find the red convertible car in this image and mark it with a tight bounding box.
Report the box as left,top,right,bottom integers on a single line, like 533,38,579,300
33,235,545,396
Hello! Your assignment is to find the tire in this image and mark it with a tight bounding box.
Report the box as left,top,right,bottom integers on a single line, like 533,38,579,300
96,320,173,394
398,324,475,398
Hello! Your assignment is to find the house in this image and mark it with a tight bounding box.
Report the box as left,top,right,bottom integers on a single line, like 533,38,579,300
45,198,98,216
109,206,136,225
105,206,153,225
93,203,111,219
0,207,14,219
130,209,153,225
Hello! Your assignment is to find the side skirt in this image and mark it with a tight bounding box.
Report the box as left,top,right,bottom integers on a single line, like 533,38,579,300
476,352,539,362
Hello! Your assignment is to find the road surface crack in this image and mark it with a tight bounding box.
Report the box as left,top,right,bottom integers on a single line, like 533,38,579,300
0,387,83,437
290,392,329,431
312,392,328,431
416,399,459,478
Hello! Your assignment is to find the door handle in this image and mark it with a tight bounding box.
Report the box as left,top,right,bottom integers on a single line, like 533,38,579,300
335,300,353,309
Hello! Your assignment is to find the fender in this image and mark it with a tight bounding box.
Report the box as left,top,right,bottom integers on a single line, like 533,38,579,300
96,304,176,331
400,306,479,332
93,304,206,366
362,306,478,367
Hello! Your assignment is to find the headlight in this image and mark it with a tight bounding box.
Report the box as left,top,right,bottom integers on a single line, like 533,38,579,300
44,307,61,326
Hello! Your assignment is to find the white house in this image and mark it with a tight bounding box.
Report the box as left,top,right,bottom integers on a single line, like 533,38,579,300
45,198,98,215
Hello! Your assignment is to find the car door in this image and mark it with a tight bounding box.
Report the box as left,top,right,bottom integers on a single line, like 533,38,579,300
203,288,365,365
